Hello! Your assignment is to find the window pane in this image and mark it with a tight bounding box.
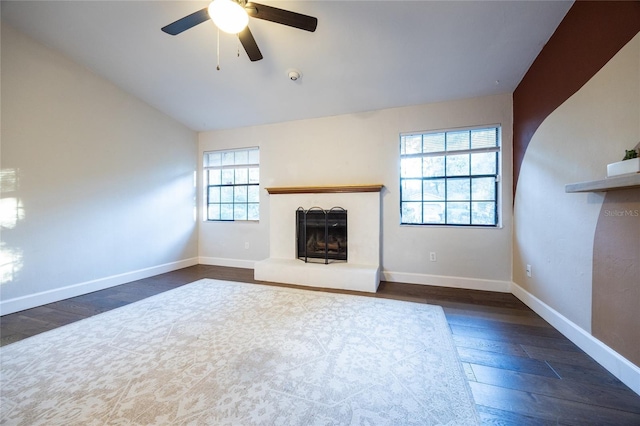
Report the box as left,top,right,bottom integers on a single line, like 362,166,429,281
235,150,248,165
447,202,470,225
472,177,495,201
222,152,235,166
235,168,248,184
471,128,497,149
221,169,234,185
234,186,248,202
401,179,422,201
248,167,259,184
423,179,445,201
423,202,445,224
248,186,259,202
401,157,422,178
446,154,470,176
248,203,259,220
471,152,497,175
248,148,259,164
446,131,469,151
402,135,422,154
447,178,470,201
423,156,444,177
208,187,220,203
205,152,221,167
208,204,220,220
234,204,247,220
423,133,445,153
220,204,233,220
208,169,221,185
471,202,495,225
220,187,233,202
401,202,422,224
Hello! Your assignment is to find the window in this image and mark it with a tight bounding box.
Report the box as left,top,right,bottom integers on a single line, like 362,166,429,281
204,147,259,221
400,126,500,226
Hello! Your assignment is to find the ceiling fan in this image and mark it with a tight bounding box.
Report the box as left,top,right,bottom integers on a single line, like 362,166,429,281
161,0,318,62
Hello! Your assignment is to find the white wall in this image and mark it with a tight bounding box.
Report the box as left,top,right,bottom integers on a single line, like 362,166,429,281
199,94,513,290
513,35,640,332
0,24,199,313
513,33,640,332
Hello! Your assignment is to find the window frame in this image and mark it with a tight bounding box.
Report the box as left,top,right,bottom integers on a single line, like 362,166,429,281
203,147,260,222
399,125,501,227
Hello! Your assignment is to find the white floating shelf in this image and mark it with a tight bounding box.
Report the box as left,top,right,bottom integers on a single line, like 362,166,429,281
565,173,640,193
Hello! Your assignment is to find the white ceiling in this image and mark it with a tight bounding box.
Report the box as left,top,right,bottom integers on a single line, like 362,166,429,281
1,1,573,132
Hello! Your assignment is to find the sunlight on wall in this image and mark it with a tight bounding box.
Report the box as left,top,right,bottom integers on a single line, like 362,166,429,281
0,244,24,286
193,170,198,222
0,168,25,285
0,197,25,229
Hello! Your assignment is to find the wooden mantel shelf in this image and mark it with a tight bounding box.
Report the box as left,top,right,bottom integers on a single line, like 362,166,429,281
565,173,640,193
265,184,384,195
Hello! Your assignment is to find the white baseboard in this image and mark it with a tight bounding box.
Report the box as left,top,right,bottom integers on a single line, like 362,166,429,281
0,257,199,316
198,256,255,270
511,281,640,396
382,270,512,293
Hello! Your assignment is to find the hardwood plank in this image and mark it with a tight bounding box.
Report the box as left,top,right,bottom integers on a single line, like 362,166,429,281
0,332,31,346
453,334,529,357
456,346,560,378
447,314,564,339
470,381,640,425
450,323,580,352
22,306,87,327
522,344,604,369
0,314,54,334
47,299,111,317
444,305,549,327
547,360,632,391
471,363,640,414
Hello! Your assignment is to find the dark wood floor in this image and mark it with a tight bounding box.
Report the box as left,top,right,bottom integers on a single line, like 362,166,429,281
2,265,639,425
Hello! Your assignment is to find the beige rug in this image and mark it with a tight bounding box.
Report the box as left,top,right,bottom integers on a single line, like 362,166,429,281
0,279,479,425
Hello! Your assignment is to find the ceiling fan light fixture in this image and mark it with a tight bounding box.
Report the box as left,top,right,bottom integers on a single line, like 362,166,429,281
208,0,249,34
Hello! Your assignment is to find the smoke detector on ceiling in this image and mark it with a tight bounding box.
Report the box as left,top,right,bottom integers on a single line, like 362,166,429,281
287,69,302,81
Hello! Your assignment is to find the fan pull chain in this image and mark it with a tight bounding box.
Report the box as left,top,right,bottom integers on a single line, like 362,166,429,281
216,28,220,71
237,38,240,58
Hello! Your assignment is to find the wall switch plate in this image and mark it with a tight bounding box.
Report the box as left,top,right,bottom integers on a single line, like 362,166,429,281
526,264,532,277
244,242,250,249
429,252,437,262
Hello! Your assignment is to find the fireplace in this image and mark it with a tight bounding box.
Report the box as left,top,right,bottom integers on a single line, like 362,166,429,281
254,184,383,293
296,207,347,264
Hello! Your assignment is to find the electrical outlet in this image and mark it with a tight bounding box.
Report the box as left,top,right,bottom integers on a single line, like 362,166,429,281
244,242,250,250
429,252,437,262
526,264,532,278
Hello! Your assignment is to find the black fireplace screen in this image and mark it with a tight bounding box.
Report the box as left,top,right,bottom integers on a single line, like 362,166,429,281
296,207,347,264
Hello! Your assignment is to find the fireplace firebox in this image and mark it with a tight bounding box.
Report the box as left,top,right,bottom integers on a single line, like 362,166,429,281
296,207,347,264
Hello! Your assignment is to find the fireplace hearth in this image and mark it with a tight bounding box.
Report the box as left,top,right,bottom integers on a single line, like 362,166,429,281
296,207,347,264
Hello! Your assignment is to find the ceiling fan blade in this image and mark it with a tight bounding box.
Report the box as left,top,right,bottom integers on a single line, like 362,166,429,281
245,2,317,32
238,27,263,61
162,8,211,35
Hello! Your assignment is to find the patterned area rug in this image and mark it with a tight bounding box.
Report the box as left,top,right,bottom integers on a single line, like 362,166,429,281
0,279,479,425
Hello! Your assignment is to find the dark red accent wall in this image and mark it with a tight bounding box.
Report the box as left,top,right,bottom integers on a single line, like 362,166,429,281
512,0,640,194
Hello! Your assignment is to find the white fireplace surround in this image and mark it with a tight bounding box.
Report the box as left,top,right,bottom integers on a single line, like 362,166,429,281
254,185,383,292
